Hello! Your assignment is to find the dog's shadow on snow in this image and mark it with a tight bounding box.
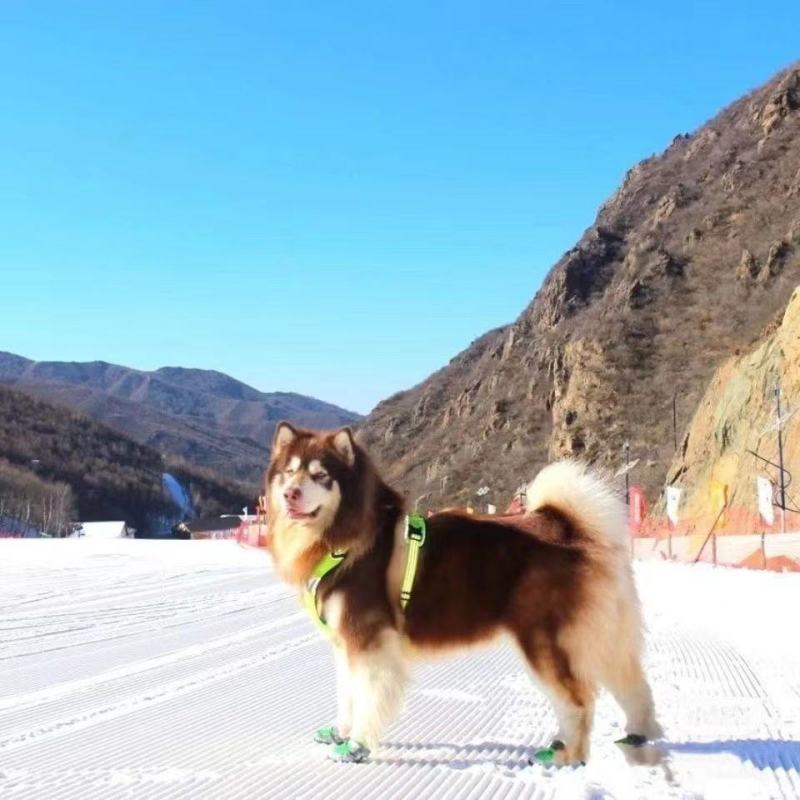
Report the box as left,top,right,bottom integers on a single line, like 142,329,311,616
663,738,800,771
380,738,800,780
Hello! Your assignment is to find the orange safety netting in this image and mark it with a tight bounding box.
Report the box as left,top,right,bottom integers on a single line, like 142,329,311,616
632,505,800,539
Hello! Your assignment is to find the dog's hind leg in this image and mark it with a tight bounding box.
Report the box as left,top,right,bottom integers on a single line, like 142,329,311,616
519,634,596,766
602,655,662,740
346,629,408,752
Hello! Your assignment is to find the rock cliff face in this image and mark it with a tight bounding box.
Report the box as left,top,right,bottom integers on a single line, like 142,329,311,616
663,286,800,518
361,64,800,508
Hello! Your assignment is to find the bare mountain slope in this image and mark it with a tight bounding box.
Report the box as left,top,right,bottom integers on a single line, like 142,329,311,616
361,64,800,507
662,285,800,518
0,353,361,485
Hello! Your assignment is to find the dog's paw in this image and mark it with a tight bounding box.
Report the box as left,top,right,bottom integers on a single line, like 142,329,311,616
532,739,565,765
329,739,370,763
615,733,648,747
531,740,585,767
552,746,586,767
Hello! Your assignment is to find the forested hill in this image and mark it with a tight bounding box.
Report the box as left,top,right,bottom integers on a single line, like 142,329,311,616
0,385,251,535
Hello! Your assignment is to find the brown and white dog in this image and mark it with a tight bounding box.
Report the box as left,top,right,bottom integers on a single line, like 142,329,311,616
266,422,660,765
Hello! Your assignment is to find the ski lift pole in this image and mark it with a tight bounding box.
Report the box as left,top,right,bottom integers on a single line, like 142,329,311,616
672,393,678,452
776,384,787,534
623,442,630,504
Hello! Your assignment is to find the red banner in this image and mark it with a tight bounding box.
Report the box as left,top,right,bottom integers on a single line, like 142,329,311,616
628,485,647,535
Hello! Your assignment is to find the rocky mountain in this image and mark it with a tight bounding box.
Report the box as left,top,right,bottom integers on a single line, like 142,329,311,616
0,353,361,485
662,285,800,519
0,384,251,534
361,64,800,509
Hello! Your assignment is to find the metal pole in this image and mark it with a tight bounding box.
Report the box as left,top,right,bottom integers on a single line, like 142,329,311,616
776,384,787,534
624,442,630,504
693,503,727,564
672,393,678,451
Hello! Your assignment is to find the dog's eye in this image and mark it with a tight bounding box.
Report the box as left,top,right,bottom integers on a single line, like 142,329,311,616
284,467,296,477
310,472,328,482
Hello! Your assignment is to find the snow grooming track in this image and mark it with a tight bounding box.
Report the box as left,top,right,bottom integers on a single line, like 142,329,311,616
1,540,799,799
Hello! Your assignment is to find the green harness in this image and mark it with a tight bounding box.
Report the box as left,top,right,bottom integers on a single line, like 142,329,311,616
302,550,348,634
302,513,427,639
400,513,426,609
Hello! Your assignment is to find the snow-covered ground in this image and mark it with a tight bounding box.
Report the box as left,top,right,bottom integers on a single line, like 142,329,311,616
1,540,798,800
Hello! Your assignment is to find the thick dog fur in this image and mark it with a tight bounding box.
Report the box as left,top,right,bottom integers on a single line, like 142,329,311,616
266,423,660,765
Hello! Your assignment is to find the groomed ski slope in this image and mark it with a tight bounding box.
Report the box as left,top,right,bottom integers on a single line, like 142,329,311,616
1,540,798,800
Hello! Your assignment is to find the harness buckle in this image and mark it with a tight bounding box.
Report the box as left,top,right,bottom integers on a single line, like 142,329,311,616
405,515,426,545
406,527,425,543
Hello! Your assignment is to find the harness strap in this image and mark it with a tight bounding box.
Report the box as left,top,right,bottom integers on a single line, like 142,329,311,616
302,513,428,638
303,550,346,634
400,513,427,609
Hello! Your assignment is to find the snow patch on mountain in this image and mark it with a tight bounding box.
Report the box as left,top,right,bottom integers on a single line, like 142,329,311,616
162,472,193,517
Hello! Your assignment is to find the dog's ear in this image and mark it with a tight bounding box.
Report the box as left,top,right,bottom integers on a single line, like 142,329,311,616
332,427,356,466
272,422,298,455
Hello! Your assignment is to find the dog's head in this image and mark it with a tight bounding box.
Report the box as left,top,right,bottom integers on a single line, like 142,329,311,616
265,422,394,583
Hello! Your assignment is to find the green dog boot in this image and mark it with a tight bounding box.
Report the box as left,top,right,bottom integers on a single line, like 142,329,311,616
314,725,344,745
615,733,648,747
532,739,565,764
330,739,371,763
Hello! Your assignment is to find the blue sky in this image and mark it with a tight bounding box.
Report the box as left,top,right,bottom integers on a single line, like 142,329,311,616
1,1,797,414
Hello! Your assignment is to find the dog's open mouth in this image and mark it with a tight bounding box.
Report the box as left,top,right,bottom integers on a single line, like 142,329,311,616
286,505,322,521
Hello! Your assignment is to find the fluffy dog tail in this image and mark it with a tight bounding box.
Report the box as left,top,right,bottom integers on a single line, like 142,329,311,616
524,460,628,548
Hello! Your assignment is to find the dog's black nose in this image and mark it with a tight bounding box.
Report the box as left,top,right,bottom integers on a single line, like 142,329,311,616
284,486,302,502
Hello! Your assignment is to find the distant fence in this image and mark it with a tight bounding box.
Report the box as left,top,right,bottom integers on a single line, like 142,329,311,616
630,503,800,572
187,502,800,573
632,529,800,572
235,520,269,549
188,519,269,547
634,505,800,539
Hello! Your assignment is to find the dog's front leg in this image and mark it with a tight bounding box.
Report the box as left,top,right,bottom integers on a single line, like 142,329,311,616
334,645,353,738
346,629,408,753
